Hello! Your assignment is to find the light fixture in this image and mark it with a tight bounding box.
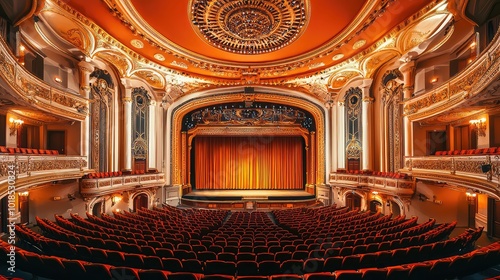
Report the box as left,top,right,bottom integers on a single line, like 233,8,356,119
54,77,62,83
18,191,29,197
466,189,477,203
111,195,122,206
469,118,486,137
430,77,438,84
371,191,378,195
9,117,24,136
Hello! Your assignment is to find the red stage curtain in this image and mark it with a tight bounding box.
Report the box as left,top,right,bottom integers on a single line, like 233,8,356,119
194,136,303,190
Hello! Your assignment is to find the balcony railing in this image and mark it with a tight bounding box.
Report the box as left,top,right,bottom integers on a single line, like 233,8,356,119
0,38,89,120
404,155,500,199
0,154,87,196
329,173,415,196
80,173,165,197
403,28,500,119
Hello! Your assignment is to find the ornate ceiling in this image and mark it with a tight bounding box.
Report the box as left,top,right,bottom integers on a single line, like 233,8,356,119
30,0,449,97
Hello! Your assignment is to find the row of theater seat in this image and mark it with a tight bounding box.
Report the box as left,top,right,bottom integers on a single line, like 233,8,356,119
336,170,409,179
12,205,498,279
434,146,500,156
4,237,499,280
0,146,59,155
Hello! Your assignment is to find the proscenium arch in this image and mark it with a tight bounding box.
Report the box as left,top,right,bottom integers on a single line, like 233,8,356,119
166,86,328,187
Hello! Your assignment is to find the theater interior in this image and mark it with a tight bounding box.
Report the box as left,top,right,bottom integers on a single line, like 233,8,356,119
0,0,500,279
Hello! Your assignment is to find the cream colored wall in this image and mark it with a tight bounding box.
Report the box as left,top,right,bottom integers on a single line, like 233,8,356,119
44,123,81,155
28,181,86,222
412,123,447,156
476,194,488,231
407,181,468,227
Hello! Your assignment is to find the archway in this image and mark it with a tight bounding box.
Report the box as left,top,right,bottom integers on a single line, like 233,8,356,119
389,201,401,217
369,200,382,213
133,194,148,212
92,201,103,217
346,192,361,210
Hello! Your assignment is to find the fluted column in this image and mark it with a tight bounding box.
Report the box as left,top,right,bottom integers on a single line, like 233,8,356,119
330,103,338,172
121,79,133,171
78,60,93,168
148,100,157,171
337,101,346,169
399,60,416,157
361,79,374,171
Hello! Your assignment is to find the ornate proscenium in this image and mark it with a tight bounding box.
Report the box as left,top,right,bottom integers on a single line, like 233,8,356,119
190,0,309,54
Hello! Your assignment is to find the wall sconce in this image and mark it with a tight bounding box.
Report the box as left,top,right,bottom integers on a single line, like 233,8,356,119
18,191,29,197
469,118,486,137
54,77,62,83
111,195,122,206
9,118,24,136
466,189,477,203
371,191,378,195
430,77,438,84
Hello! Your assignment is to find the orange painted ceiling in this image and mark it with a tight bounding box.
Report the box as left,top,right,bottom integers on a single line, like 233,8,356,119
62,0,434,82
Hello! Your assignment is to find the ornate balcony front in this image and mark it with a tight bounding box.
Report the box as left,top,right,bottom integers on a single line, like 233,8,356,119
0,154,86,196
0,38,89,121
80,173,165,198
329,172,415,197
404,155,500,199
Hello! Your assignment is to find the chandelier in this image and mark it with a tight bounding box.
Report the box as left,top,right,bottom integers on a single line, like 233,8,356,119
190,0,309,54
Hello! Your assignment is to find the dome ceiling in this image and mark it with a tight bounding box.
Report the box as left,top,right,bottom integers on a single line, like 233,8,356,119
59,0,435,83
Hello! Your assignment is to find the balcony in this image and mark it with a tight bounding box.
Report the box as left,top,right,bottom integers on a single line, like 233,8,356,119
403,155,500,199
80,173,165,198
0,38,89,121
329,172,415,197
0,154,86,196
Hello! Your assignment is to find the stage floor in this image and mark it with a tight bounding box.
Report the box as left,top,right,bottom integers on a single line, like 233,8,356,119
183,189,315,201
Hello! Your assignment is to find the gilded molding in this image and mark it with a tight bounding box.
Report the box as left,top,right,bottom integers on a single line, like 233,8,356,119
171,92,325,185
0,37,89,119
403,28,500,119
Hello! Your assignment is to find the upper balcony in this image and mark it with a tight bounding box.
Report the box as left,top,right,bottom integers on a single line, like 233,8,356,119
0,38,89,121
403,29,500,121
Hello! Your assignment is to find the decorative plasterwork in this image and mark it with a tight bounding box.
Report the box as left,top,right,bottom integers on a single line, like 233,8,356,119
190,0,309,54
42,0,449,102
0,41,89,120
403,156,500,200
403,29,500,120
132,70,165,89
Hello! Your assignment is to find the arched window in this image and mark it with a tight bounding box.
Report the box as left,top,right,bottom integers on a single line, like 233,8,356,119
132,87,150,172
345,87,362,171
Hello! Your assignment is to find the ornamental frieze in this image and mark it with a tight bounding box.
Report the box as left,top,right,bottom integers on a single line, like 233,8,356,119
0,52,14,82
454,159,482,174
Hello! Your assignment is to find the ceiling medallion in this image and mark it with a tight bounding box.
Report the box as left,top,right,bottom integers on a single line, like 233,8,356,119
131,39,144,49
352,39,366,50
332,53,344,61
154,53,165,61
190,0,309,54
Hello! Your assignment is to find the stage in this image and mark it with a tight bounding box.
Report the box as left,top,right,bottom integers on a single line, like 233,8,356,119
181,189,318,210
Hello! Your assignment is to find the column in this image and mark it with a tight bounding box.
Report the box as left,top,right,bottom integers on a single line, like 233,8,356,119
310,131,316,184
398,60,416,100
361,79,374,171
403,117,413,157
399,60,416,157
337,102,346,169
78,60,93,168
330,103,338,172
121,79,133,171
148,100,157,171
